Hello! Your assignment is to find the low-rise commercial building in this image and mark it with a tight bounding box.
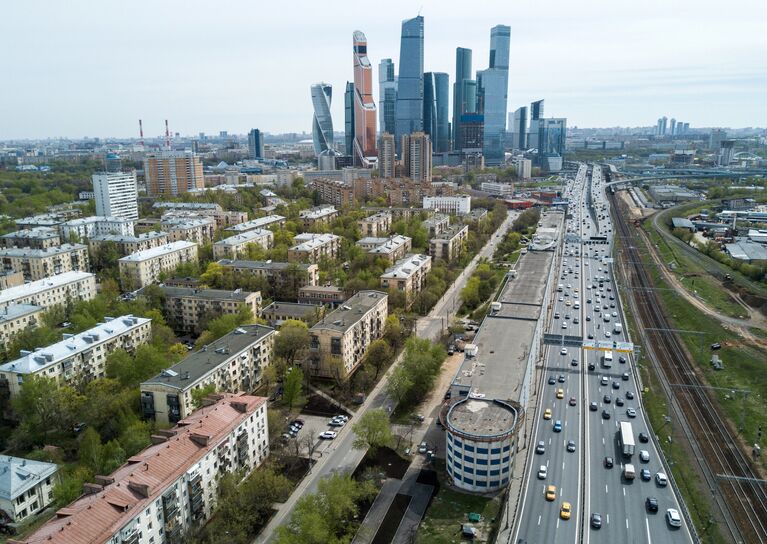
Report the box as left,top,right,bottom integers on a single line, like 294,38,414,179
224,215,286,234
0,271,96,312
119,241,199,290
0,304,44,350
307,290,388,379
423,195,471,215
430,224,469,262
88,231,170,256
0,315,151,398
1,227,61,249
212,229,274,260
288,233,341,264
358,211,392,237
297,285,346,306
365,235,413,263
380,254,432,305
262,302,323,327
161,217,216,245
140,325,275,425
217,259,319,288
0,244,89,281
151,286,262,334
481,181,514,197
59,216,135,241
0,456,58,523
18,394,269,544
299,206,338,228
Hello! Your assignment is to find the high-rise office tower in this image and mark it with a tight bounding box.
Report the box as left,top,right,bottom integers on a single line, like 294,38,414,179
378,133,396,179
105,153,122,173
658,116,668,136
378,59,397,136
537,118,567,171
719,140,735,166
512,106,527,149
423,73,437,151
395,16,425,154
423,72,450,153
452,47,473,150
401,132,432,182
310,83,334,156
144,151,204,197
683,122,690,133
528,99,544,149
92,171,139,221
352,31,377,166
477,25,510,165
344,82,355,157
670,118,677,136
248,129,264,159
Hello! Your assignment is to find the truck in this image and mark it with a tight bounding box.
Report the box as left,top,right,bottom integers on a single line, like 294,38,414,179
624,463,636,480
619,421,635,457
602,350,613,368
613,322,622,334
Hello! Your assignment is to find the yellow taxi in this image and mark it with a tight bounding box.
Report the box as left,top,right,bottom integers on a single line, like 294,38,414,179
545,485,557,501
565,300,572,306
560,501,572,519
556,388,564,399
543,408,552,420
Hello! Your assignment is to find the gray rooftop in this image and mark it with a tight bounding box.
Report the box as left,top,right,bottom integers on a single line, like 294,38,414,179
154,285,257,301
0,456,58,501
432,223,468,240
310,290,387,333
725,239,767,261
224,215,286,233
153,202,222,210
0,243,86,258
0,271,95,307
369,235,411,255
141,324,274,391
1,227,59,240
89,231,168,243
446,398,519,439
263,302,320,319
671,217,694,229
217,259,314,271
214,229,273,247
0,304,43,323
381,254,431,279
118,241,197,263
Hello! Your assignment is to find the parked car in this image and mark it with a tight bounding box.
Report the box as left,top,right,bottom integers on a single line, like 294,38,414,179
319,431,337,440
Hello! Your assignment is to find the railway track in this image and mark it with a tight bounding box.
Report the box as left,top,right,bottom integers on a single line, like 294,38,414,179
610,190,767,543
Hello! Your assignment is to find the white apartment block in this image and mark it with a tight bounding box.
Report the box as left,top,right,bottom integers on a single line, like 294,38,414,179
481,181,514,197
217,260,319,288
161,217,216,245
88,231,170,256
429,224,469,262
358,211,392,237
18,394,269,544
118,241,199,290
59,216,135,241
308,291,388,379
92,171,139,220
423,195,472,215
516,158,532,179
380,253,432,305
0,244,90,281
0,315,152,398
153,286,262,334
0,456,58,523
224,215,286,234
212,229,274,260
0,271,96,312
366,235,413,263
299,206,338,227
140,325,275,425
287,233,341,264
161,209,248,230
1,227,61,250
0,304,44,350
153,202,223,211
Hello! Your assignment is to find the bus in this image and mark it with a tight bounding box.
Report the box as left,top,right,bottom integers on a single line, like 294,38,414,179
619,421,635,457
602,350,613,368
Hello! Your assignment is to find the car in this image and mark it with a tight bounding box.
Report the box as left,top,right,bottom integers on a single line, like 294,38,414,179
291,419,305,427
618,355,627,364
567,440,576,452
418,441,428,453
571,358,579,367
558,374,566,383
414,414,425,422
590,512,602,529
641,469,652,481
554,313,560,319
622,372,629,381
560,347,568,356
603,394,612,404
573,317,579,324
604,456,614,468
560,501,572,519
553,420,562,432
288,428,298,437
656,473,668,487
587,333,594,339
562,322,568,329
666,508,682,527
289,424,301,432
569,396,577,406
538,465,548,479
548,376,556,385
559,296,564,302
638,431,649,442
319,431,337,439
586,316,592,322
602,410,611,420
334,414,349,422
588,362,595,371
589,401,598,411
328,419,346,427
646,496,659,512
711,342,722,350
639,450,650,462
601,376,609,386
626,391,635,400
543,408,552,420
545,485,557,501
616,397,625,406
447,346,455,355
605,331,611,338
536,441,546,454
556,388,564,399
612,381,620,389
627,408,637,418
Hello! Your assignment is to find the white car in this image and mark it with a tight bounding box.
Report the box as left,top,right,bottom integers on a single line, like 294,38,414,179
656,472,668,487
639,450,650,462
560,347,568,356
666,508,682,527
538,465,548,479
605,331,611,338
319,431,337,440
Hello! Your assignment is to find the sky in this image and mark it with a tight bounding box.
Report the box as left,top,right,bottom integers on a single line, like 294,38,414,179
1,0,765,140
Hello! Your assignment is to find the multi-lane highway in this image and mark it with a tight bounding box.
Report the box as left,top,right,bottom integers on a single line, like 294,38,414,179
514,165,693,543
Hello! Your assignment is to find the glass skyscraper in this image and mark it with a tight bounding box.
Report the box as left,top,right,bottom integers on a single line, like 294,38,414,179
537,117,567,171
452,47,472,150
344,82,355,157
528,99,544,149
395,15,424,154
353,31,377,165
433,73,450,153
477,25,510,165
248,129,264,160
310,83,334,156
378,59,397,136
511,106,527,149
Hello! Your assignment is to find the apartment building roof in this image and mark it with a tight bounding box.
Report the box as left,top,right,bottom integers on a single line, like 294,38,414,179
15,214,68,227
0,456,58,502
368,235,411,255
380,254,431,280
0,304,43,324
356,237,389,247
299,206,337,220
0,271,95,307
224,215,286,233
0,227,59,241
141,325,274,391
361,211,392,220
17,394,265,544
290,233,340,251
161,217,214,229
432,223,468,240
89,231,168,244
217,259,314,272
0,315,150,376
422,214,450,227
214,229,272,247
153,201,222,210
0,244,87,258
263,302,320,320
310,290,387,334
118,241,197,263
154,286,257,302
61,216,133,227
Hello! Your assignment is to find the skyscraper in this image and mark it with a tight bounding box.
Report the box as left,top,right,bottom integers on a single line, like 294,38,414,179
477,25,510,165
247,129,264,160
401,132,432,182
93,172,139,221
423,72,450,153
395,16,425,154
528,99,544,149
670,118,677,136
452,47,473,150
144,151,204,197
378,59,397,136
512,106,527,149
378,133,396,179
310,83,334,156
344,82,355,157
352,31,377,166
537,118,567,171
105,153,122,173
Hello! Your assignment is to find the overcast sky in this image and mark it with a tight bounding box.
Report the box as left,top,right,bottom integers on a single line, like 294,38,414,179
1,0,765,139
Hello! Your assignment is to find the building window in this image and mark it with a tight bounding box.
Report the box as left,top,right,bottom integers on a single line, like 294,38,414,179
477,480,487,487
476,469,487,476
454,451,462,460
464,477,473,485
477,447,488,454
490,480,500,487
490,469,500,476
490,447,501,454
464,444,474,452
464,455,474,463
476,458,487,465
464,466,474,474
490,459,500,465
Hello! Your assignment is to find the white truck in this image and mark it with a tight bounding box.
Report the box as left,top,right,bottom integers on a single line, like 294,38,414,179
624,463,636,480
619,421,636,458
613,322,623,334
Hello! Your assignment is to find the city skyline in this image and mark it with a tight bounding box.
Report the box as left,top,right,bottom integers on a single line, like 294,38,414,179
1,0,765,139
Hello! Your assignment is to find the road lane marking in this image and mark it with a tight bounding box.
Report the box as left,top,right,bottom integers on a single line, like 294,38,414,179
645,517,652,544
626,519,629,529
602,437,605,445
605,484,608,494
563,461,566,471
607,514,609,524
623,487,626,497
538,515,542,526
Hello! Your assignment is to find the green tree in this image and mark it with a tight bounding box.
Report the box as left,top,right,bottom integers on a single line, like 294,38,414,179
383,315,403,349
274,320,310,366
79,427,103,473
191,383,217,408
364,339,392,379
119,420,152,457
283,367,304,411
352,409,393,453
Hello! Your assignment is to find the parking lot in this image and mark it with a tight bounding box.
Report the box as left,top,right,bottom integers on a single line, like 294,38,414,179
281,412,352,456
